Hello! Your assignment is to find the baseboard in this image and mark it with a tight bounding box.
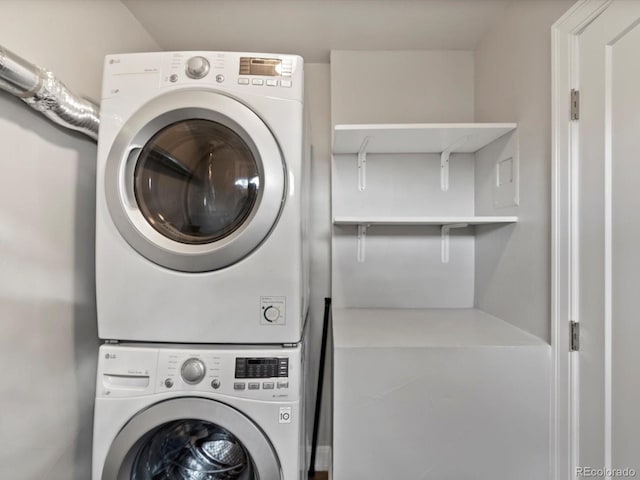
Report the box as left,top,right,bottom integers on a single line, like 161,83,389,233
313,445,331,471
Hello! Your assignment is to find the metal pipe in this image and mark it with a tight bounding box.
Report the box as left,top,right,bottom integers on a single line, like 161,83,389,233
0,45,99,141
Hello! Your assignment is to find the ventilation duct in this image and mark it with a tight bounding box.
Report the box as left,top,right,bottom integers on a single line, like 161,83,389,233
0,45,99,141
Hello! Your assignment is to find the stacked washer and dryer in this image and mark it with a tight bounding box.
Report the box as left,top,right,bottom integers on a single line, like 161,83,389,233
92,52,310,480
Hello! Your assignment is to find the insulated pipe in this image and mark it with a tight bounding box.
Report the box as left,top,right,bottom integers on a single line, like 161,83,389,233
0,45,100,141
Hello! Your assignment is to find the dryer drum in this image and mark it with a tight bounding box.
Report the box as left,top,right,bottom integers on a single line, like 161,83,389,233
131,420,251,480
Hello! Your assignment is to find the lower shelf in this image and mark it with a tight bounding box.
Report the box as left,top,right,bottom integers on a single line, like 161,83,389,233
332,307,550,479
332,307,547,348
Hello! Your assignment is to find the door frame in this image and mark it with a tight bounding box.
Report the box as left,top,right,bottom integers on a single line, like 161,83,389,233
551,1,612,479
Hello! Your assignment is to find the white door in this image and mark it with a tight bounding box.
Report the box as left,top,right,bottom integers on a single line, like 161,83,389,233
574,1,640,477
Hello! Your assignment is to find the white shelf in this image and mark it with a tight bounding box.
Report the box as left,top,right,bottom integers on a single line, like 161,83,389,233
333,123,517,155
333,216,518,226
333,122,517,191
335,216,518,263
332,307,547,348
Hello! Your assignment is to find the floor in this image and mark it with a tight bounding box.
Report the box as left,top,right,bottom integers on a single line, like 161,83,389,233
310,472,328,480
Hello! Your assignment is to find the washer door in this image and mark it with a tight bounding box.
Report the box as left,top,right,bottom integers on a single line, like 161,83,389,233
102,397,281,480
105,90,286,272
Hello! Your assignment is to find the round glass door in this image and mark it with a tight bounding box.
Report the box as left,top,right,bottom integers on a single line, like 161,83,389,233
132,419,253,479
102,398,281,480
134,119,259,245
105,90,286,272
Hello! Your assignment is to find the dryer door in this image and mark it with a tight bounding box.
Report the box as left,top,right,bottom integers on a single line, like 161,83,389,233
101,397,281,480
105,90,286,272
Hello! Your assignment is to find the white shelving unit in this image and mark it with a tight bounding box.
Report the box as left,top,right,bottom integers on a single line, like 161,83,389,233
331,119,521,300
332,122,518,263
331,122,550,479
333,123,517,191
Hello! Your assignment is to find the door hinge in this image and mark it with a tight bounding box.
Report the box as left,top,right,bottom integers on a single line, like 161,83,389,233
570,321,580,351
571,89,580,120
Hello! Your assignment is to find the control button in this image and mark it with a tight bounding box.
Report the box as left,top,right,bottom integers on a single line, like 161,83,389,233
215,74,224,83
238,78,250,85
181,358,206,384
164,378,174,388
252,78,264,85
248,382,260,390
281,80,292,88
277,381,289,389
169,74,178,83
263,382,275,390
266,79,278,87
211,379,221,389
234,382,246,390
263,306,280,323
185,56,210,79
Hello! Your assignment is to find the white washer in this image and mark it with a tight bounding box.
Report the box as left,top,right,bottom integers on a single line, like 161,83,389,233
92,343,307,480
96,52,309,344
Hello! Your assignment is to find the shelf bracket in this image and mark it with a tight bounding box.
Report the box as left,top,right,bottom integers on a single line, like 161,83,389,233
357,137,370,191
440,135,472,192
357,224,370,263
441,223,468,264
440,150,451,192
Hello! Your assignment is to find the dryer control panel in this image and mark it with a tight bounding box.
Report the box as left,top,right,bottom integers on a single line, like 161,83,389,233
102,51,303,103
96,344,300,402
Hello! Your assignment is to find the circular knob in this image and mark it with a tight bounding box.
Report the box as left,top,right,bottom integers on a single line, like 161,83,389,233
211,379,221,389
185,56,210,79
181,358,206,384
263,306,280,322
164,378,174,388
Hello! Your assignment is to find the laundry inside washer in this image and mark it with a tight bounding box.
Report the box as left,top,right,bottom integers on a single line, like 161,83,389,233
132,420,250,480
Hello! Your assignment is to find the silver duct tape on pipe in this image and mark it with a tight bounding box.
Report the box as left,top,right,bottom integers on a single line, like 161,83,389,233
0,45,99,141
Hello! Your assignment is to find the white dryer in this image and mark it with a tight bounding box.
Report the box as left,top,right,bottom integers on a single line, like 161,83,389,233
92,343,308,480
96,52,309,344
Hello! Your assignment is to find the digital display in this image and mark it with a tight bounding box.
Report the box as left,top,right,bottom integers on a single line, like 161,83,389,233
248,358,277,366
235,357,288,379
239,57,282,77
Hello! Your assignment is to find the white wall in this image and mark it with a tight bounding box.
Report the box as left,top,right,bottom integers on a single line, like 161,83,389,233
331,50,474,124
0,2,158,478
304,63,333,457
330,50,476,311
474,0,574,342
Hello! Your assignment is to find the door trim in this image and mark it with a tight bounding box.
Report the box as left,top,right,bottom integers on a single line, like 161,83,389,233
551,2,612,479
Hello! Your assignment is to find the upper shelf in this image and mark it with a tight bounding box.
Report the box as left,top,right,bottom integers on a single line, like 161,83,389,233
332,123,517,155
334,216,518,226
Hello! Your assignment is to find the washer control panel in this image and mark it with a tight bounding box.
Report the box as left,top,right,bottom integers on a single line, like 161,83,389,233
235,357,289,378
96,344,300,401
